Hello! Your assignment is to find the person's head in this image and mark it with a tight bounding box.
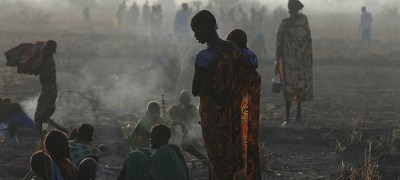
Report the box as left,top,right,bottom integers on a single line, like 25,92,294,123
288,0,304,16
45,130,70,160
149,124,171,149
146,101,161,120
191,10,218,44
30,151,52,180
179,90,191,106
69,128,78,141
226,28,248,49
182,2,188,10
2,98,11,106
7,103,24,116
43,40,57,56
78,158,97,180
77,124,94,143
361,6,366,12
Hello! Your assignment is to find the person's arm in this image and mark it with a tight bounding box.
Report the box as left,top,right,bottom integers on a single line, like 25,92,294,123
192,65,208,97
275,20,286,75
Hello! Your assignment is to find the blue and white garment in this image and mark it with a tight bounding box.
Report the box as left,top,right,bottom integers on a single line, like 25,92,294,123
195,49,218,69
51,160,65,180
242,48,259,69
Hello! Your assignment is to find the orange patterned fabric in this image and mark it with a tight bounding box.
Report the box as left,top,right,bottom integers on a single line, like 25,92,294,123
238,67,262,180
198,41,244,180
199,41,261,180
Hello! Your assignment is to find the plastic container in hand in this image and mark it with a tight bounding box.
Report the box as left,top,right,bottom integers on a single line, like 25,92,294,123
272,77,282,94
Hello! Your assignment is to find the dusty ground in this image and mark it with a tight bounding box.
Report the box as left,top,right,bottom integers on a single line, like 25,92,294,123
0,31,399,180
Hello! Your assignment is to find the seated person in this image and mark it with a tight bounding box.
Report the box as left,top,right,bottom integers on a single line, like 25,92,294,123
169,90,198,125
6,103,36,136
69,123,102,166
78,157,98,180
129,101,206,162
169,91,206,159
226,28,259,69
45,130,80,180
118,124,189,180
30,150,52,180
128,101,168,150
69,128,78,142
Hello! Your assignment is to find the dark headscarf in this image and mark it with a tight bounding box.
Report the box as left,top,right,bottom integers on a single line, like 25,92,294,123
288,0,304,13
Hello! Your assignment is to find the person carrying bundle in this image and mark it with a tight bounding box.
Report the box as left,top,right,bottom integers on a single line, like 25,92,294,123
4,40,67,132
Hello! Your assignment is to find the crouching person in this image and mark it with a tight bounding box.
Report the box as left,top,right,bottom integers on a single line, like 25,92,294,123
118,124,189,180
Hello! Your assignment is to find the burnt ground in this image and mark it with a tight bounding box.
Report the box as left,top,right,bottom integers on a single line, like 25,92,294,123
0,35,400,179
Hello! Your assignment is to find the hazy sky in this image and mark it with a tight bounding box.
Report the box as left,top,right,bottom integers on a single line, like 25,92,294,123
1,0,399,14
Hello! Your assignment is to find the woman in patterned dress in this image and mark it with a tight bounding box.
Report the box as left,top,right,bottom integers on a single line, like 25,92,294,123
276,0,313,126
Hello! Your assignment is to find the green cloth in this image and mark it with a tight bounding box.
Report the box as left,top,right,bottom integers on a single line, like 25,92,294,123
125,144,189,180
126,148,152,180
144,144,189,180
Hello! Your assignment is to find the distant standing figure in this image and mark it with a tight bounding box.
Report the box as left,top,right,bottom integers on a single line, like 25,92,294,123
360,6,373,43
173,3,191,42
128,2,140,32
276,0,313,126
142,1,151,30
83,7,90,22
116,1,127,29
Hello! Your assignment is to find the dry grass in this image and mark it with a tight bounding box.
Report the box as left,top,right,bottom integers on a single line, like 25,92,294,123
335,138,345,153
349,116,362,143
338,129,400,179
338,141,381,180
259,142,270,171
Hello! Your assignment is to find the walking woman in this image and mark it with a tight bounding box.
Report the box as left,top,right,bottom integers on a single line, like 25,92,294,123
275,0,313,126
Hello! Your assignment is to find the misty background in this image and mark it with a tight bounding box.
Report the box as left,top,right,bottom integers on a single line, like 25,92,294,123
0,0,399,128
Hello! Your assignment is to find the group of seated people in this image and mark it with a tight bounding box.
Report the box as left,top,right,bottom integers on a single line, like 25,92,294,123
29,123,106,180
118,90,206,180
27,90,203,179
118,124,189,180
0,97,36,138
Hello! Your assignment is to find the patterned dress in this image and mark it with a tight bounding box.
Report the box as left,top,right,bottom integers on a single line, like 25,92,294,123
34,57,58,126
238,61,262,180
276,13,313,101
69,141,102,166
196,41,260,179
